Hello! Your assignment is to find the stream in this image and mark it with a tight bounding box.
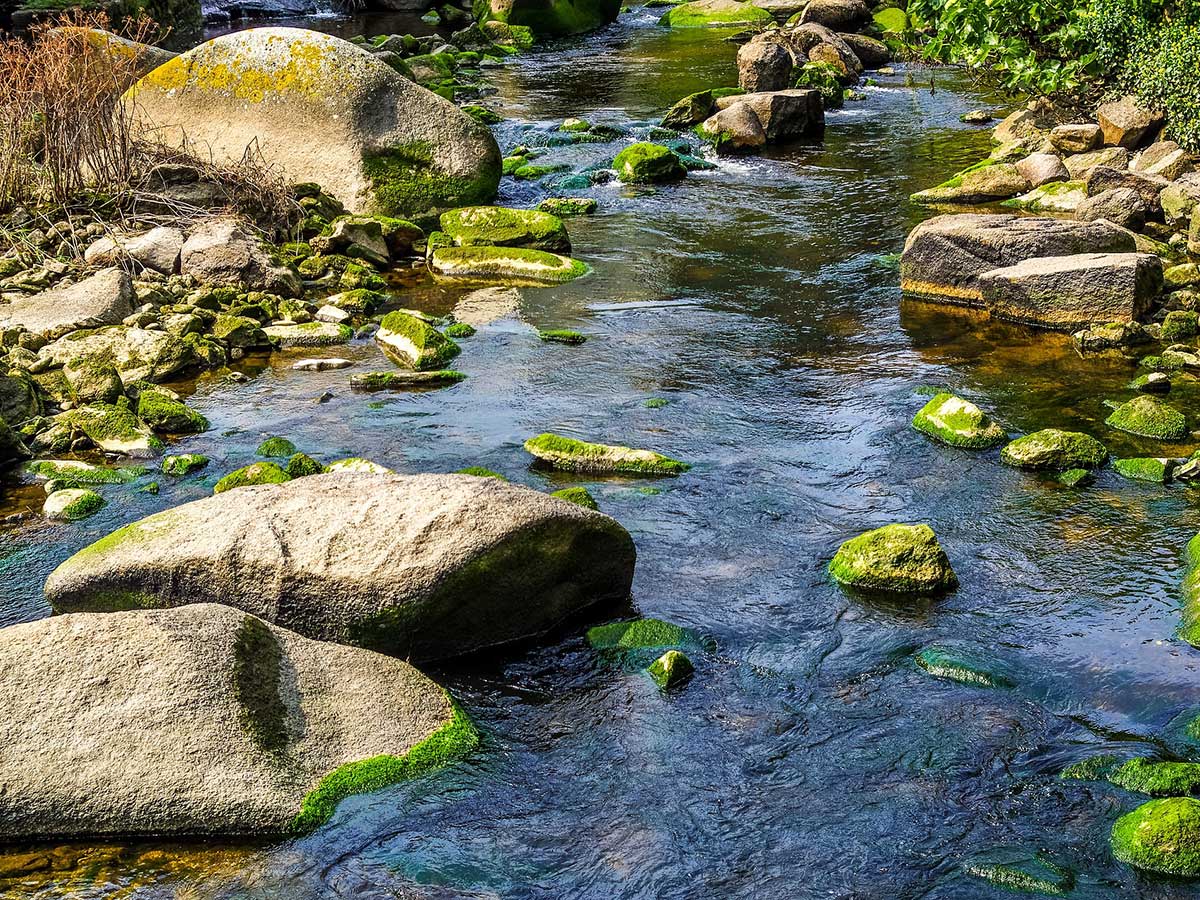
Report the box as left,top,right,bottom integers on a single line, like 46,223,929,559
3,7,1200,898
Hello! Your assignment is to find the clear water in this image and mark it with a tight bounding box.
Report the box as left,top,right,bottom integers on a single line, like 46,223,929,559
4,9,1200,898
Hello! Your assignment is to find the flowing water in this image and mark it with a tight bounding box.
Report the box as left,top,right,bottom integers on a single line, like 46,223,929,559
4,9,1200,899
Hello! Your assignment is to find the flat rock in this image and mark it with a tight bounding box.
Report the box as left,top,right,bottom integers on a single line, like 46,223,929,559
38,326,192,384
1050,123,1102,154
0,269,133,340
0,604,456,839
900,214,1136,306
1063,146,1130,180
45,473,637,662
83,227,185,275
798,0,868,31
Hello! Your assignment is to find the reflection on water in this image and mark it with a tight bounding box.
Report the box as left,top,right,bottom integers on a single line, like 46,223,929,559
4,9,1200,900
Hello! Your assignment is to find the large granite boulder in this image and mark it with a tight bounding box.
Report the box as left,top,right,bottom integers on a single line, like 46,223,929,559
180,218,301,295
737,40,794,92
478,0,621,35
38,326,192,384
900,214,1137,305
127,28,501,217
978,252,1162,331
797,0,868,31
0,268,133,340
1096,95,1164,149
45,473,637,662
0,604,464,839
714,89,823,143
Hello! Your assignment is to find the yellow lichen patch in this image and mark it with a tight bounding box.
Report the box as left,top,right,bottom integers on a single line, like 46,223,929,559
900,278,983,305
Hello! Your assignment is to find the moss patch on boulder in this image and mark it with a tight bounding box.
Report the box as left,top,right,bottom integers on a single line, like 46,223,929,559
829,523,957,595
137,389,209,435
551,485,598,509
647,649,693,690
613,143,686,184
162,454,209,477
214,461,291,494
911,392,1006,449
1113,457,1177,482
440,206,570,253
1105,396,1188,441
351,370,466,389
430,246,590,284
42,488,105,521
456,466,507,479
524,432,689,475
257,437,297,458
1111,797,1200,876
1110,758,1200,797
1000,429,1107,470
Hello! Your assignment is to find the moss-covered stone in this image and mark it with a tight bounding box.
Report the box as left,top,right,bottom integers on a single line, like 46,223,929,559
537,197,597,216
324,289,386,316
213,461,291,494
257,437,297,458
361,143,501,219
430,246,590,284
551,485,598,509
1163,310,1200,341
375,312,462,370
1061,754,1122,781
285,452,324,478
829,523,957,595
647,649,693,690
440,206,570,253
42,488,105,521
161,453,209,477
137,389,209,435
1114,457,1177,482
455,466,507,479
54,404,164,457
324,457,393,473
1058,467,1095,487
662,90,716,130
1180,533,1200,648
912,392,1006,449
914,647,1012,688
1000,429,1108,470
794,62,845,110
1111,797,1200,876
539,329,587,344
26,459,144,484
524,432,689,475
963,853,1074,896
263,322,353,348
1111,758,1200,797
613,143,686,184
658,0,772,27
351,370,467,389
1002,180,1088,213
443,322,477,338
1105,396,1188,441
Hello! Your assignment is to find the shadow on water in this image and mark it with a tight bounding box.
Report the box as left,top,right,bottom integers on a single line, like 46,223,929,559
5,8,1200,900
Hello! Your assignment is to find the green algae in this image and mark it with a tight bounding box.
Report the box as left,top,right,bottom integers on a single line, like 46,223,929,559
44,488,105,521
587,618,701,651
351,370,467,389
455,466,507,479
1061,754,1123,781
232,615,288,753
911,392,1006,450
1113,457,1176,482
285,452,324,478
1058,468,1094,487
1110,758,1200,797
26,460,144,485
362,143,500,218
443,323,477,338
613,143,686,184
1181,532,1200,648
962,853,1074,895
376,312,462,370
914,647,1012,688
537,197,598,216
256,437,297,458
214,462,291,494
829,523,957,595
538,329,587,344
137,391,209,435
658,0,772,26
644,397,669,408
1105,396,1188,441
161,454,209,477
1111,797,1200,876
524,432,690,475
431,246,590,284
290,696,478,833
440,206,570,253
550,485,598,509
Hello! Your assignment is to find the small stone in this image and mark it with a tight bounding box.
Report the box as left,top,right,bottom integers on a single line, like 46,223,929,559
828,523,957,595
1132,372,1171,393
256,437,297,458
292,358,353,371
1058,468,1094,487
915,646,1012,688
350,370,465,390
162,454,209,477
1113,457,1179,483
646,650,694,691
538,329,586,345
43,488,105,521
550,486,598,509
911,392,1006,449
1000,429,1107,470
213,461,290,494
524,432,689,476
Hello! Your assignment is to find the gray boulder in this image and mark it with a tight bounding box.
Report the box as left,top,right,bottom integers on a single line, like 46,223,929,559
0,268,133,340
38,326,192,384
838,33,889,68
1050,123,1102,154
900,214,1137,305
978,252,1162,331
45,473,637,662
1016,152,1069,188
180,218,301,296
1096,95,1164,149
1086,165,1170,209
700,104,766,153
798,0,868,31
0,604,458,839
1076,188,1148,230
1063,146,1130,181
1160,172,1200,227
126,28,501,217
83,227,185,275
737,40,794,92
716,89,823,142
1132,140,1193,181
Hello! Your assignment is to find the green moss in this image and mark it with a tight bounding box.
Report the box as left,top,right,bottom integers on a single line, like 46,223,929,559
232,615,288,753
291,695,478,833
377,312,462,370
58,404,164,456
914,647,1012,688
137,391,209,435
440,206,570,253
1162,310,1199,341
325,457,393,473
646,649,693,690
326,289,385,315
1001,180,1087,211
795,62,845,109
512,163,571,180
911,392,1006,449
45,488,106,521
659,0,772,26
587,618,701,651
539,329,587,344
644,397,669,408
1105,396,1189,441
1180,532,1200,648
463,105,502,125
161,454,209,477
1000,429,1108,470
1061,754,1122,781
829,523,957,595
431,246,590,284
537,198,598,216
485,0,619,37
613,143,686,184
456,466,507,479
524,432,690,475
351,370,467,389
257,436,297,458
1111,758,1200,797
1113,457,1175,482
362,143,500,218
550,486,598,509
444,322,477,338
286,452,324,478
26,459,144,484
963,854,1073,895
1111,797,1200,876
214,462,291,494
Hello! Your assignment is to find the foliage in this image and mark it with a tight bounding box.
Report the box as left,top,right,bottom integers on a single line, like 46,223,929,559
1125,20,1200,151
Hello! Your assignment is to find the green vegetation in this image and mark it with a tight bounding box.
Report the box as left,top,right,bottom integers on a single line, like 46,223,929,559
550,486,599,509
524,432,690,475
362,143,500,217
647,649,693,690
257,437,297,458
1110,758,1200,796
444,323,477,338
286,453,324,478
456,466,507,479
658,0,772,27
214,462,291,494
963,854,1074,895
914,647,1013,688
1105,396,1188,441
587,617,699,651
538,329,587,344
161,454,209,477
291,697,479,832
829,523,958,595
1000,429,1108,470
137,391,209,435
612,143,686,184
377,312,462,370
439,206,570,253
1111,797,1200,875
1061,754,1122,781
232,616,288,753
1113,457,1175,482
794,62,845,110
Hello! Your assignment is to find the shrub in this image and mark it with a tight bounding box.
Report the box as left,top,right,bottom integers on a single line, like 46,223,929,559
1122,21,1200,151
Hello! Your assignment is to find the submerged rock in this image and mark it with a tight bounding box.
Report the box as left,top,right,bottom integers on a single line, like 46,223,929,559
1111,797,1200,877
42,488,105,522
45,473,637,662
1000,429,1107,470
524,432,690,475
127,28,501,217
551,486,599,509
647,649,694,690
828,523,957,595
1105,396,1188,441
375,311,461,370
162,453,209,477
963,852,1074,896
351,370,466,389
1072,321,1151,353
0,605,466,839
911,392,1006,450
900,215,1135,306
613,143,687,184
0,268,133,340
587,617,704,652
914,647,1012,688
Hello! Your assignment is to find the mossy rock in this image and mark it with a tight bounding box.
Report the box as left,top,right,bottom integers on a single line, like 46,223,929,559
439,206,571,253
524,432,689,475
537,197,597,216
43,488,105,522
1058,467,1095,487
1000,429,1107,470
962,852,1073,896
829,523,956,595
375,312,462,370
1105,396,1188,441
214,462,291,494
325,457,393,474
912,393,1006,450
430,246,590,284
914,647,1012,688
647,649,693,691
285,452,324,478
550,485,598,509
1110,758,1200,797
1181,533,1200,648
26,459,144,485
54,404,164,458
443,323,477,338
658,0,772,27
263,322,353,348
1111,797,1200,876
662,90,716,130
1162,310,1199,341
455,466,507,480
539,329,586,344
137,389,209,435
794,62,844,110
613,143,686,184
1113,457,1177,483
257,437,297,458
162,454,209,477
351,370,467,389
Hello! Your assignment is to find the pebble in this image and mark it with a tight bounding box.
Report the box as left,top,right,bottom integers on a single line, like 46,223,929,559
292,358,353,372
